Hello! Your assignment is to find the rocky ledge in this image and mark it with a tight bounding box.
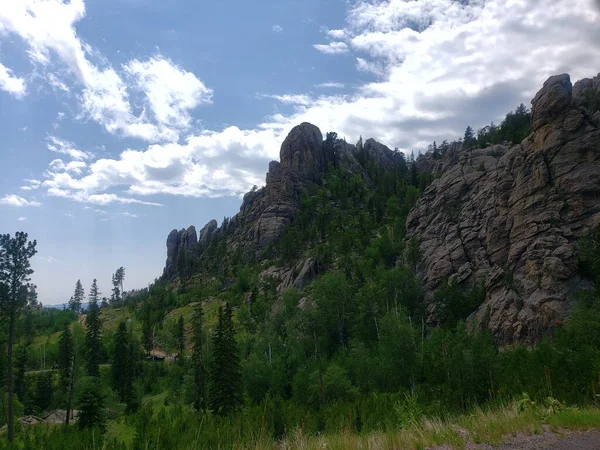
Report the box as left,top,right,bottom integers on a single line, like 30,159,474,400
407,73,600,343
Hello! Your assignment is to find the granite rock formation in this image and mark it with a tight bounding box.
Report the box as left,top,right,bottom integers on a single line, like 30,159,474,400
406,73,600,343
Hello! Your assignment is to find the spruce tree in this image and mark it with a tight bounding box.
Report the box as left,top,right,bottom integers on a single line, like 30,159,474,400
33,371,53,414
0,232,37,443
78,379,105,430
85,280,102,377
70,279,84,312
191,304,207,411
210,303,242,415
112,321,138,411
58,324,76,425
176,315,185,358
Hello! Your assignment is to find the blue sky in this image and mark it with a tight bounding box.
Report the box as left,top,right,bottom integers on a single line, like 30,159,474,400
1,0,599,304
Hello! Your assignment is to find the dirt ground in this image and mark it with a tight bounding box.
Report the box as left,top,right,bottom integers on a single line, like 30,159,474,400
469,429,600,450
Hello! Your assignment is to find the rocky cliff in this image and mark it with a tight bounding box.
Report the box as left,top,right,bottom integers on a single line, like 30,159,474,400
163,123,402,279
407,73,600,343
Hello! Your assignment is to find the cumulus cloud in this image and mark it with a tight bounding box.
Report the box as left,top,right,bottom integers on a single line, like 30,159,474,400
42,126,280,202
0,61,26,97
3,0,600,205
272,25,283,32
0,0,211,143
17,216,26,221
0,194,41,207
313,42,349,54
327,29,347,39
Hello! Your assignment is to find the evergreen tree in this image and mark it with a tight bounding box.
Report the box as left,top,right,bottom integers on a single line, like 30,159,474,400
14,345,28,405
33,371,53,414
410,161,419,188
210,303,242,415
111,267,125,303
0,232,37,443
77,378,105,430
191,304,207,411
27,284,38,309
463,126,476,147
112,321,137,412
85,281,102,377
58,324,76,425
176,315,185,358
69,279,84,312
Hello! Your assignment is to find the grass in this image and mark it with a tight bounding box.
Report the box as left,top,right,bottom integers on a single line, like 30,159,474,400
279,402,600,450
106,420,136,446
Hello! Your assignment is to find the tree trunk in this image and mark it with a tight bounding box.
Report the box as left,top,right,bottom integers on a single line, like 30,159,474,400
7,315,15,443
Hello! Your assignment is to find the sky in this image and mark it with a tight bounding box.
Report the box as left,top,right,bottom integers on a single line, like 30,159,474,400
0,0,599,305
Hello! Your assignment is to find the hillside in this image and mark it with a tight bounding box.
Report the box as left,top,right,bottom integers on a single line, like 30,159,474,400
3,72,600,449
163,72,600,344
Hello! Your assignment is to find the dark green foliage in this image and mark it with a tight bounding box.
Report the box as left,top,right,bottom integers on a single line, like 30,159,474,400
434,279,485,328
191,304,208,411
33,371,53,414
578,226,600,283
14,345,28,403
77,377,105,430
0,231,37,443
210,303,243,415
69,279,84,312
112,266,125,304
85,285,103,377
475,103,531,148
463,126,476,147
58,324,75,395
112,321,139,412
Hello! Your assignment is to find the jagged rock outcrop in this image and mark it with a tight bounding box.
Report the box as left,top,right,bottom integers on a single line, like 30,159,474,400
407,73,600,343
164,225,197,278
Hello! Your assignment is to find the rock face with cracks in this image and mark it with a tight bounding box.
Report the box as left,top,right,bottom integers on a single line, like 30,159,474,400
406,73,600,343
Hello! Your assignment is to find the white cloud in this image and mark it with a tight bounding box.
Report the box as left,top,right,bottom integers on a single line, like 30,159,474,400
315,82,345,89
17,216,26,221
0,0,211,143
327,29,347,39
313,42,349,55
272,25,283,32
0,194,41,207
47,136,93,160
121,212,138,218
124,56,213,130
20,179,41,191
0,61,26,98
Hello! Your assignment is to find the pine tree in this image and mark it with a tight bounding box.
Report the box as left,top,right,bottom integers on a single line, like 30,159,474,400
14,345,28,405
410,161,419,188
78,379,105,430
33,371,53,414
191,304,207,411
27,284,38,309
70,279,84,312
464,126,475,147
58,324,76,425
0,232,37,443
111,321,138,411
111,267,125,303
85,281,102,377
210,303,242,415
176,315,185,358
